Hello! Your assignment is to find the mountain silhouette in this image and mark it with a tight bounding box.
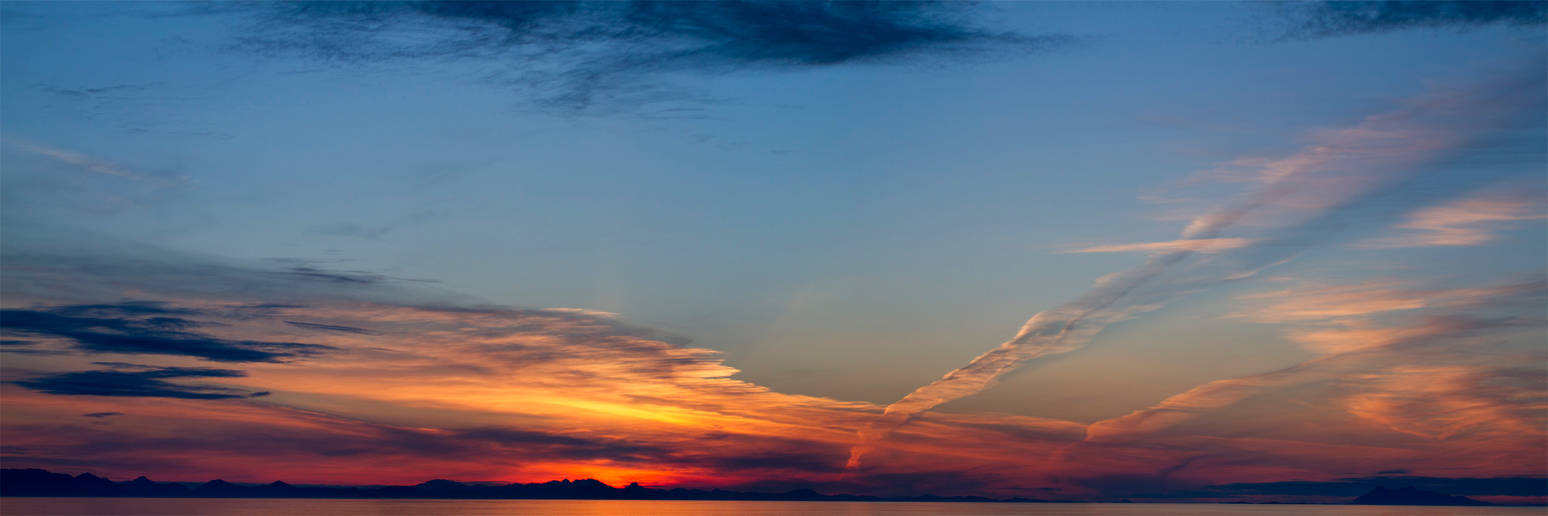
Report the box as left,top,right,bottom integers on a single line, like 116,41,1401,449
0,468,1524,505
0,468,1047,502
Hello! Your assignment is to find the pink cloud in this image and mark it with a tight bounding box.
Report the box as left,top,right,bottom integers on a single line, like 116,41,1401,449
1361,190,1547,248
1060,238,1256,254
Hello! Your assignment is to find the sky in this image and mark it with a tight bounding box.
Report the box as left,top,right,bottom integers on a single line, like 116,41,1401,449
1,0,1546,504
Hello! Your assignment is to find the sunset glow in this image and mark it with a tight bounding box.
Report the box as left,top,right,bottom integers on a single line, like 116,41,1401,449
2,0,1544,506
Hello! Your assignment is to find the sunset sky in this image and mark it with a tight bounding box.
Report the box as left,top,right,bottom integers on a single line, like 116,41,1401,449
2,1,1545,504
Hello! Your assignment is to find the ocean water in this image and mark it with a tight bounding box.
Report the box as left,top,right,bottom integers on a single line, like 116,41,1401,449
1,498,1540,516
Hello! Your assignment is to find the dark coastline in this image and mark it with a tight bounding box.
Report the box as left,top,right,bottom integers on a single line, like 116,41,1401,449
0,468,1055,503
1,468,1524,506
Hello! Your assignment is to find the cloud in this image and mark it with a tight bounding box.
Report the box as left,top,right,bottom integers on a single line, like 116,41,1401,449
1211,475,1548,498
311,223,397,240
1,214,1543,497
285,321,376,335
1359,190,1546,248
0,231,1114,494
0,302,334,362
80,412,123,418
1226,278,1547,324
42,82,162,99
1061,238,1256,255
279,266,390,285
1,138,184,185
12,365,259,400
0,138,193,218
1276,1,1547,39
312,210,438,240
1087,277,1547,442
845,62,1546,472
231,1,1068,111
1343,364,1544,440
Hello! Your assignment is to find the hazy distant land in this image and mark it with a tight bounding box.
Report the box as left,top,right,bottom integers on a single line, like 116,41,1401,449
2,468,1528,507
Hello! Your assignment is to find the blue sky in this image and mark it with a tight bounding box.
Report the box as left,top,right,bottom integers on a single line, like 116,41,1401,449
1,1,1545,500
4,1,1543,402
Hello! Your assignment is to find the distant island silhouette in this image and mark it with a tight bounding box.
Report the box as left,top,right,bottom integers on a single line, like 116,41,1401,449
0,468,1500,506
0,469,1049,503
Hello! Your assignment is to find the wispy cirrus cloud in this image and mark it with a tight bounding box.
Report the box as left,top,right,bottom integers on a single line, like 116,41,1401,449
0,138,189,217
1359,189,1546,248
1087,277,1547,443
1226,279,1546,324
1060,238,1256,255
845,61,1547,473
1,138,184,185
1343,364,1545,440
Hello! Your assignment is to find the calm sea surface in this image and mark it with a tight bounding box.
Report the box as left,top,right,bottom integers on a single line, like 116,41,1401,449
2,498,1541,516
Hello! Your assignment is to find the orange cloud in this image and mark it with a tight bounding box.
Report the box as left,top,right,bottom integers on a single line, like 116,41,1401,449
1087,276,1547,460
1362,190,1547,248
1226,278,1541,323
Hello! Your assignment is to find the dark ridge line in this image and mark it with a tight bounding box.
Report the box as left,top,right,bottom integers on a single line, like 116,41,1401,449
0,469,1058,503
0,468,1521,506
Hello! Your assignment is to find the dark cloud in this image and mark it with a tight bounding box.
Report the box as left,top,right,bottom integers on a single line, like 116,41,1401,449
1058,456,1209,499
311,223,396,239
449,427,661,462
2,227,474,310
0,340,74,356
841,470,1018,498
1211,476,1548,498
12,365,258,400
0,302,333,362
81,412,124,418
280,266,387,285
232,1,1068,112
276,265,438,286
1278,1,1547,39
42,82,163,99
285,321,376,335
45,301,201,319
312,210,438,240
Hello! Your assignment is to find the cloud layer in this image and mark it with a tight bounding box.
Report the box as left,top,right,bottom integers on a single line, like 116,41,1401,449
1,302,333,363
1277,1,1548,39
845,61,1548,472
232,1,1064,112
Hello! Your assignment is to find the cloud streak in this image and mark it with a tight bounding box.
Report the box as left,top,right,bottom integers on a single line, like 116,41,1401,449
13,365,260,400
1227,279,1546,324
845,64,1546,471
1360,189,1546,248
1087,277,1547,442
0,302,333,363
1061,238,1256,255
1,139,184,185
